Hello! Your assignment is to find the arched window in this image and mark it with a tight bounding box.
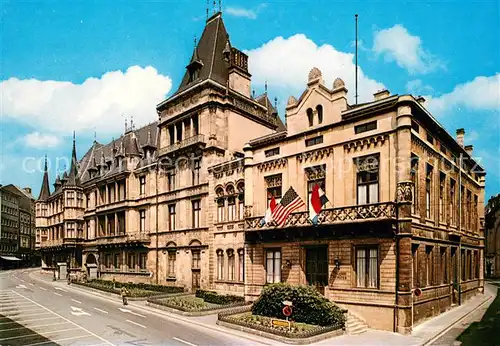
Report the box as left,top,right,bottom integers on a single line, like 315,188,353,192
316,105,323,124
307,108,314,127
217,250,224,280
238,248,244,282
227,249,235,281
237,182,245,219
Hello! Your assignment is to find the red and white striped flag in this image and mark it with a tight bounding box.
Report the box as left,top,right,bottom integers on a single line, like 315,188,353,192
272,187,306,227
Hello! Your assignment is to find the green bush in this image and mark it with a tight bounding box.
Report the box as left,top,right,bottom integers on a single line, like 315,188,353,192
251,283,346,327
87,279,184,294
195,289,245,305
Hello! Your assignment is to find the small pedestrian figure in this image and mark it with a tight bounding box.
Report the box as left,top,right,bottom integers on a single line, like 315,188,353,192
120,286,129,306
67,272,71,285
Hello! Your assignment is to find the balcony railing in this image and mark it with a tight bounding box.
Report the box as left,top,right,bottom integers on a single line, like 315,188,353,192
40,237,84,248
158,134,205,157
96,232,150,246
246,202,397,230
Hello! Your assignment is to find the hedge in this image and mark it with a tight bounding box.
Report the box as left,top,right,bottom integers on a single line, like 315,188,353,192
85,279,184,294
195,289,245,305
251,283,346,327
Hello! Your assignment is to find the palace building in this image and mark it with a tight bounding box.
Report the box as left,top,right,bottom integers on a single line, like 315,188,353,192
36,11,485,333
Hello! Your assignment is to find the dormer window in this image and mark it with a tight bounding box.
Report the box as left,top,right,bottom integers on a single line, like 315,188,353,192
316,105,323,124
307,108,314,127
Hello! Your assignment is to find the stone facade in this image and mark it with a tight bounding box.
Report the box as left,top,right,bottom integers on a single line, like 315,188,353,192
36,11,486,333
486,194,500,277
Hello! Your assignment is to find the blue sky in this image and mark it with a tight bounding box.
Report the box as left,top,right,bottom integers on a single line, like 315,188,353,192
1,0,499,200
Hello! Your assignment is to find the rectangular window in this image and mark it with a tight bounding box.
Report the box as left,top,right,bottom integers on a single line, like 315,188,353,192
427,133,434,144
139,176,146,195
266,249,281,283
192,159,200,185
238,194,244,220
167,251,176,277
411,120,420,133
192,250,201,270
354,121,377,134
473,195,478,231
128,253,136,272
105,254,111,269
356,155,379,205
217,198,225,223
305,135,323,147
440,144,447,155
441,247,447,284
227,197,236,221
265,147,280,157
139,253,147,271
461,250,466,281
426,246,434,286
113,253,120,272
86,194,90,209
411,154,419,214
466,190,472,231
265,174,282,206
306,165,326,211
228,250,235,281
167,171,176,191
139,210,146,232
426,164,433,218
356,246,378,288
412,244,419,288
467,250,472,280
192,200,201,228
67,191,75,207
450,179,456,225
238,249,244,282
474,251,479,279
439,172,446,222
168,204,176,231
217,250,224,280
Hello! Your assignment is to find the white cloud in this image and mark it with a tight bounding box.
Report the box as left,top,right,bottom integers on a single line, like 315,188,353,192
226,7,257,19
373,25,443,74
23,132,60,148
1,66,172,135
245,34,385,103
425,73,500,115
406,79,434,95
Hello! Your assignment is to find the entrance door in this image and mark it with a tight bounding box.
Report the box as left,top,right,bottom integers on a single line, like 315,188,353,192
305,246,328,295
451,247,458,305
191,250,201,291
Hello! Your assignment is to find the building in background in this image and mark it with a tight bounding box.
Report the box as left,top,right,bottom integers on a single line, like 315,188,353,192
486,194,500,277
1,184,36,269
35,10,486,333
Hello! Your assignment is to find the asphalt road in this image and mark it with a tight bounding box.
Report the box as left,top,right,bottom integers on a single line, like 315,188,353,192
0,269,264,346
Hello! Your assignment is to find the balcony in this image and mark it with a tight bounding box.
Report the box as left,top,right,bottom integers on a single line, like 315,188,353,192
158,134,206,157
246,202,397,231
40,237,84,249
96,232,150,247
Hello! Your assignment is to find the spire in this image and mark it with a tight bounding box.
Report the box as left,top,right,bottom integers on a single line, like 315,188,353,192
142,129,157,151
126,131,142,157
38,155,51,200
66,131,80,186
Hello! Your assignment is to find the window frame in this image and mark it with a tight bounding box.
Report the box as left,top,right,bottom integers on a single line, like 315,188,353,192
265,248,282,284
354,120,377,134
168,204,176,231
355,154,380,205
305,135,323,147
139,176,146,196
167,250,176,278
192,200,201,228
355,245,379,289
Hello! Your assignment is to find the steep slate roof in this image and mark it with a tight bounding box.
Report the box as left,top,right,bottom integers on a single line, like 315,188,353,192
174,12,230,95
38,156,51,200
66,133,80,187
255,93,287,132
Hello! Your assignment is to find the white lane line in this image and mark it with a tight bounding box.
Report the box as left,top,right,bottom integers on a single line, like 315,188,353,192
173,337,197,346
93,307,108,314
54,287,68,292
0,307,45,314
20,279,25,282
53,292,63,297
0,327,81,341
39,287,47,291
71,298,82,304
129,311,146,318
0,311,51,319
11,290,115,346
0,303,36,308
126,319,146,329
29,283,35,286
25,334,90,346
0,316,59,325
0,321,70,332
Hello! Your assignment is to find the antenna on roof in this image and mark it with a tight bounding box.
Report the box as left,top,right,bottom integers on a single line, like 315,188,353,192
219,0,222,12
93,128,97,143
355,14,359,105
213,0,216,14
252,89,255,98
124,116,128,133
131,116,135,131
274,97,278,109
206,0,209,19
265,81,268,94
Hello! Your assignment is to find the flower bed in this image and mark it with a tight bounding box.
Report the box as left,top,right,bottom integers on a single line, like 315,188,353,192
148,291,248,313
74,279,184,298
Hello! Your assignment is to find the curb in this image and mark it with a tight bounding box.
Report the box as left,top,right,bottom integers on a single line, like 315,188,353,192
28,271,278,346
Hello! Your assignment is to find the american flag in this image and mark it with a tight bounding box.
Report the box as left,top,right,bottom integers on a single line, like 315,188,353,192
272,187,306,227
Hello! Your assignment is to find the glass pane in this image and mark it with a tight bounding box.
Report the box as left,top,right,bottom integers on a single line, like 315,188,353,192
369,249,378,288
274,254,281,283
266,256,273,283
369,183,379,203
356,249,366,287
358,186,367,204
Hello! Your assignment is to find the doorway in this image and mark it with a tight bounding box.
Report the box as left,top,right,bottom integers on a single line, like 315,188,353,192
305,246,328,295
191,250,201,291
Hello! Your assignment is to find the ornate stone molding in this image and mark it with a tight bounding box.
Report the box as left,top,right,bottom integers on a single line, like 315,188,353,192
344,134,389,153
244,205,253,218
297,147,333,163
396,181,413,203
257,158,287,172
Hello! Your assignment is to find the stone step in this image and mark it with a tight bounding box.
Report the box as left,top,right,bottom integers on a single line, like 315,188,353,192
345,311,369,335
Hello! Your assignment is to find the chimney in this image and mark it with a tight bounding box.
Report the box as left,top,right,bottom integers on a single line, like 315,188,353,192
465,145,473,156
456,128,465,147
24,187,32,195
416,96,426,105
374,89,390,101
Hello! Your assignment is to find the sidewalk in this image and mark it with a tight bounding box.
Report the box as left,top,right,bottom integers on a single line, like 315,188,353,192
29,271,498,346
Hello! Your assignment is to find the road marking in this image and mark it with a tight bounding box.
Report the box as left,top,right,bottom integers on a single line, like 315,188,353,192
29,283,35,286
20,279,25,282
0,321,69,332
53,292,63,296
0,327,81,341
39,287,47,291
126,319,147,329
15,284,27,289
71,298,82,304
11,290,115,346
25,334,90,346
0,302,36,308
173,337,197,346
70,306,91,316
0,311,51,319
118,307,146,318
0,307,45,314
54,287,68,292
0,316,59,325
93,307,108,314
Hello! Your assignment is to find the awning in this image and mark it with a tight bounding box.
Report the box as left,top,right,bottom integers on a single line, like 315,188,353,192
0,256,21,261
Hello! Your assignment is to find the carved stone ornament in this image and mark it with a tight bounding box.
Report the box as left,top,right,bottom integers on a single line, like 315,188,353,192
244,205,253,218
396,181,414,203
333,78,345,89
297,147,333,163
308,67,322,82
258,158,287,172
305,165,326,180
265,174,282,188
287,96,297,106
344,135,389,153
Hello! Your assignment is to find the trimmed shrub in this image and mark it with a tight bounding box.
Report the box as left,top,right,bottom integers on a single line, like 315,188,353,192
195,289,245,305
251,283,346,327
85,279,184,294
